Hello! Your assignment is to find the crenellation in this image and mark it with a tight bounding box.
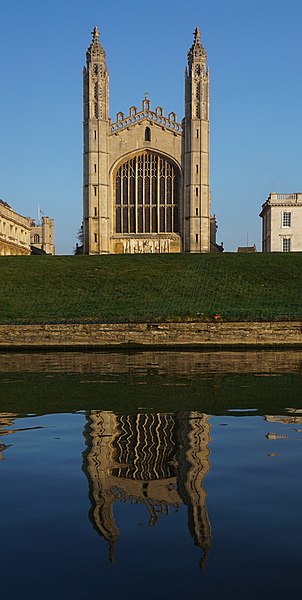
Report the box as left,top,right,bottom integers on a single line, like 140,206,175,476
110,100,183,136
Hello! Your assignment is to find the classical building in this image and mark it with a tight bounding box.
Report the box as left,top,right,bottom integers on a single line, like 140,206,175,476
30,217,55,255
260,193,302,252
0,199,31,255
83,26,213,254
0,199,55,256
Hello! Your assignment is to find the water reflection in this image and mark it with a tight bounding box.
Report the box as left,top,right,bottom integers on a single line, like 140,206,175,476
1,393,302,598
0,349,302,375
82,411,212,568
265,413,302,424
0,413,18,460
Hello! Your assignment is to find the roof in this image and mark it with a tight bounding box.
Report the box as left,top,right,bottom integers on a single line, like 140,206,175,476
237,245,257,253
0,199,12,209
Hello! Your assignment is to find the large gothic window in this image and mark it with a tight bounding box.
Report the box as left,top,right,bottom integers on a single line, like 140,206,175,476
115,153,179,234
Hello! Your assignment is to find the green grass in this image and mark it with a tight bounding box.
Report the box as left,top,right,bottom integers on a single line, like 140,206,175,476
0,252,301,323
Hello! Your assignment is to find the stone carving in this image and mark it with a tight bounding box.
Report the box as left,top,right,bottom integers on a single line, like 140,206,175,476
111,98,183,135
187,27,207,69
122,238,172,254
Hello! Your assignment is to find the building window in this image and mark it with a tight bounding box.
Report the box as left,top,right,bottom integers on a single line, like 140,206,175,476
196,208,198,216
145,127,151,142
94,164,97,173
196,234,199,243
282,238,291,252
195,187,199,196
196,164,199,174
34,234,40,243
94,130,97,140
94,233,97,243
196,129,199,138
94,187,97,196
115,152,179,235
94,207,97,216
283,212,291,227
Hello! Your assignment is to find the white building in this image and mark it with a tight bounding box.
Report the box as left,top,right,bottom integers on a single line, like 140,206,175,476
260,193,302,252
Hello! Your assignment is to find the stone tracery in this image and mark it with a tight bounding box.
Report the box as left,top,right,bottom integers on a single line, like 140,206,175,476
115,152,179,236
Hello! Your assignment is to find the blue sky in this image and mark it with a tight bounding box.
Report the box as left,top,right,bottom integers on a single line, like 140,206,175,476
0,0,301,253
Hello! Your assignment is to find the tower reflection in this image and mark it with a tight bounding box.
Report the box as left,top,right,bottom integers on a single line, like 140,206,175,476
0,413,18,460
82,411,212,567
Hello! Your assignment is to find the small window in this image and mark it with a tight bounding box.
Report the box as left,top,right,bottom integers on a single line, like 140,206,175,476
196,129,199,138
196,234,199,243
283,212,291,227
94,207,97,216
196,208,198,216
94,164,97,173
196,187,199,197
145,127,151,142
282,238,291,252
94,233,97,243
196,164,199,174
34,234,40,243
94,130,97,140
94,187,97,196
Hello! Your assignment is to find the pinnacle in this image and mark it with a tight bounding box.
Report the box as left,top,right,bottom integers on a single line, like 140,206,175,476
92,26,100,42
194,27,201,43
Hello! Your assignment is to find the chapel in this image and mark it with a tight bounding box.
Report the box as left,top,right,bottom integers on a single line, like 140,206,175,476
83,27,216,254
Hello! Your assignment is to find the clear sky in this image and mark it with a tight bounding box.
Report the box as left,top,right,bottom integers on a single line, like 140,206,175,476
1,0,301,254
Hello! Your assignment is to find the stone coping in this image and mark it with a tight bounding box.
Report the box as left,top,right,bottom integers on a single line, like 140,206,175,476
0,321,301,349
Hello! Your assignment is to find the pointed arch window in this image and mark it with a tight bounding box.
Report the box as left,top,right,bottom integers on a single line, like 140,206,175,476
145,127,151,142
115,152,179,235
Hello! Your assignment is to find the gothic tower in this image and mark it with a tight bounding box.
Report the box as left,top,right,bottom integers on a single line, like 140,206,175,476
83,26,110,254
83,27,211,254
183,28,210,252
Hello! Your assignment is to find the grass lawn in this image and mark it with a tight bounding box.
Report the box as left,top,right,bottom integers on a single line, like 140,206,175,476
0,252,301,324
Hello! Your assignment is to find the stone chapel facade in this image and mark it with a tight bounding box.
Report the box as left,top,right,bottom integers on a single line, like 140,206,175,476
83,27,211,255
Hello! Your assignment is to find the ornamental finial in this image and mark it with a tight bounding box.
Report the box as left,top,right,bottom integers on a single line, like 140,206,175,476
92,26,100,42
194,27,201,42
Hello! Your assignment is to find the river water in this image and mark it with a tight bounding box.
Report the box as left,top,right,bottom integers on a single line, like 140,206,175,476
0,350,301,599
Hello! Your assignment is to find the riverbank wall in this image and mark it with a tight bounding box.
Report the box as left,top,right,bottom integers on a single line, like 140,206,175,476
0,321,302,349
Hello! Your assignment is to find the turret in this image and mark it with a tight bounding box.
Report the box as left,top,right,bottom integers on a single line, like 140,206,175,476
183,28,210,252
83,27,110,254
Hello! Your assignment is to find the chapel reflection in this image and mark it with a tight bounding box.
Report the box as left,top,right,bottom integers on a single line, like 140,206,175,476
82,411,212,568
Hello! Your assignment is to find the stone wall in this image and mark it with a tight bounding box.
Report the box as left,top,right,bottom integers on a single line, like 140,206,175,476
0,321,301,349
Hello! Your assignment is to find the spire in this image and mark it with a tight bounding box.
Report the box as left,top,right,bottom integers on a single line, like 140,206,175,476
86,25,106,64
194,27,201,43
92,25,100,42
187,26,207,70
